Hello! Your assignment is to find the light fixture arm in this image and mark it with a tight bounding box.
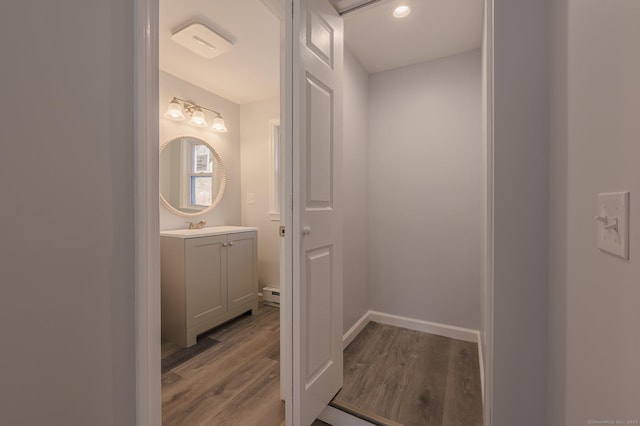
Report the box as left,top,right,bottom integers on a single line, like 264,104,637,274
172,97,223,117
165,96,228,132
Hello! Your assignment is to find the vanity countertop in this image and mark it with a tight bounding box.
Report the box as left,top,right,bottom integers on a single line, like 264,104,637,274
160,226,258,238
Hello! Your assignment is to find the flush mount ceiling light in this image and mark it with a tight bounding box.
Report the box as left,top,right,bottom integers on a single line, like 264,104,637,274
164,97,228,133
393,5,411,18
171,22,234,59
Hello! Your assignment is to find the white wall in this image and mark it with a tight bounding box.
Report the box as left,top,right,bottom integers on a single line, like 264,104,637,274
0,1,135,424
492,0,549,423
159,71,241,231
549,0,568,423
240,97,281,290
367,50,482,330
342,48,370,333
549,1,640,424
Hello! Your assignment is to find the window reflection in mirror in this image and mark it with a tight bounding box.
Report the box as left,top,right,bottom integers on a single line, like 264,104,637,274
160,136,226,217
190,143,213,207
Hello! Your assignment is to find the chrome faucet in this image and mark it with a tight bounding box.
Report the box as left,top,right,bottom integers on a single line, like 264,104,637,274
186,220,207,229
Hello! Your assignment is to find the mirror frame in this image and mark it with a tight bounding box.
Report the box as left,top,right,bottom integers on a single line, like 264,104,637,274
159,136,227,217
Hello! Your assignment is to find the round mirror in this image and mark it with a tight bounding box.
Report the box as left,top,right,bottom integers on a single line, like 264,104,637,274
160,136,226,217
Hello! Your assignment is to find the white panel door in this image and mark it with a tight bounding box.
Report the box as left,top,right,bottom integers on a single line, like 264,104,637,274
292,0,343,424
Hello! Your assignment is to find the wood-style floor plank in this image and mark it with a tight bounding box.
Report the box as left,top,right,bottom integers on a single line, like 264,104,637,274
162,307,483,426
171,309,279,380
441,339,483,426
333,321,483,426
391,330,451,425
162,305,285,426
203,361,282,426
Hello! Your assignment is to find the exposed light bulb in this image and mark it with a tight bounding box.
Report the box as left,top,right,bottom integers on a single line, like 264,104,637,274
393,5,411,18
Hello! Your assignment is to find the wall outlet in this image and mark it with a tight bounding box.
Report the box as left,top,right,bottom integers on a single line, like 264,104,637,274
596,191,629,259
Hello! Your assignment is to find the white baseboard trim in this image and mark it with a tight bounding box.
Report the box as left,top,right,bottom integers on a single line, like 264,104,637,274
368,310,479,343
477,331,485,403
318,405,376,426
342,310,481,346
342,311,371,349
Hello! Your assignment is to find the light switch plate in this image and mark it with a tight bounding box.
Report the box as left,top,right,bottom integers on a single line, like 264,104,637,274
247,193,256,205
597,191,629,259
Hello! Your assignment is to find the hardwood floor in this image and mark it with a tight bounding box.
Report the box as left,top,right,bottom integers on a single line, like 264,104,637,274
331,322,483,426
162,308,482,426
162,305,284,426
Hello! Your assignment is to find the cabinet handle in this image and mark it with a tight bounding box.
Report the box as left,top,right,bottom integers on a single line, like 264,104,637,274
222,242,228,247
229,241,234,246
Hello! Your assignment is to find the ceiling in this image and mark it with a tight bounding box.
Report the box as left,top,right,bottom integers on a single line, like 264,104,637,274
334,0,484,73
159,0,280,105
159,0,483,104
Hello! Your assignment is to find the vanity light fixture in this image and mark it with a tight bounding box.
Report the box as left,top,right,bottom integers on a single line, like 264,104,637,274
189,108,208,127
164,97,228,132
211,114,228,133
393,4,411,18
164,98,186,120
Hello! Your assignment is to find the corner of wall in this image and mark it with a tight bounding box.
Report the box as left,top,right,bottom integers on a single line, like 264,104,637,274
342,47,371,334
238,96,281,290
492,0,550,423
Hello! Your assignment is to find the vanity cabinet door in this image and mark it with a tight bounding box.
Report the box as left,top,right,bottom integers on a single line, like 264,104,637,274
227,232,258,311
185,235,228,329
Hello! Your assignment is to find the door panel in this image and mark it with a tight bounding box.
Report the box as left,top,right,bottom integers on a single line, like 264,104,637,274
227,233,257,309
185,236,227,328
292,0,344,424
306,10,334,68
305,246,334,386
305,75,334,209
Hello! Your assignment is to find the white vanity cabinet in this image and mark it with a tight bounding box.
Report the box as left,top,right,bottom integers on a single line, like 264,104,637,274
160,226,258,347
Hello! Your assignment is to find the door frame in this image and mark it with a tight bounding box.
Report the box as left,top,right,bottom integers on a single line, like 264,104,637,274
134,0,161,424
481,0,494,424
133,0,495,425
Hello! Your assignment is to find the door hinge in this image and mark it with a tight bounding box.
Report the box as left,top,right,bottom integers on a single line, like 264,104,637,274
279,226,286,237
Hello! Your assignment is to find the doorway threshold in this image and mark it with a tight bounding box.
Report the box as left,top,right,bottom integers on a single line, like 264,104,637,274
329,399,402,426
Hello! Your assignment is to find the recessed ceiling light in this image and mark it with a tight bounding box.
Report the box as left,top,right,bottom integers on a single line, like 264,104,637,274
393,5,411,18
